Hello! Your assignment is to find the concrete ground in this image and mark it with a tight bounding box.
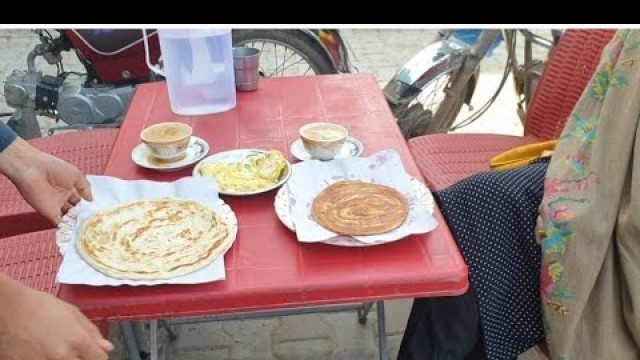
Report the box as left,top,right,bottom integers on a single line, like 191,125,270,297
0,28,551,360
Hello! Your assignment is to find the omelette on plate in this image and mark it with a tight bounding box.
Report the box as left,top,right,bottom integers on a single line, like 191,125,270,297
198,150,288,193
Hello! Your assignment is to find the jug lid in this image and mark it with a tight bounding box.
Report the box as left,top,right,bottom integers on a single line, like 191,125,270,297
157,28,231,39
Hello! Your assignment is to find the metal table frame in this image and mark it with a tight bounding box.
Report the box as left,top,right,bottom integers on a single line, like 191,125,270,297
121,301,390,360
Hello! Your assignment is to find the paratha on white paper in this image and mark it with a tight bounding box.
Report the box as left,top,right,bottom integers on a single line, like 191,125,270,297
76,198,232,280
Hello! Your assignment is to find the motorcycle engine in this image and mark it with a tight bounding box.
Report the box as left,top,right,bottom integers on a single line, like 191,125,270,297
4,70,134,126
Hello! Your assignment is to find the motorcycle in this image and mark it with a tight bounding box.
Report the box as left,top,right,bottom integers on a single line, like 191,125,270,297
3,28,557,141
2,29,355,139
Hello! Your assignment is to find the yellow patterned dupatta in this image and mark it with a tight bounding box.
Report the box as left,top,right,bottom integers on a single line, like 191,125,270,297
540,29,640,359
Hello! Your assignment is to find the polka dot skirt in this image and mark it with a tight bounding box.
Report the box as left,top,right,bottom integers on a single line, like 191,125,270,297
435,159,548,359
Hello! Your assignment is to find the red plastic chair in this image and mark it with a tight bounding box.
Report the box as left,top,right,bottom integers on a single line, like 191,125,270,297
0,228,110,337
0,229,61,295
408,29,616,191
0,129,119,238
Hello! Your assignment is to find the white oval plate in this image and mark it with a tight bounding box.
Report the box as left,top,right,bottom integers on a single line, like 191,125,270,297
274,176,436,247
131,136,209,172
290,136,364,161
56,198,238,263
193,149,292,196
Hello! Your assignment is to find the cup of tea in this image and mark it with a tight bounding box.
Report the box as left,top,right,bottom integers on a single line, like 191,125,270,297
140,122,192,162
299,122,348,160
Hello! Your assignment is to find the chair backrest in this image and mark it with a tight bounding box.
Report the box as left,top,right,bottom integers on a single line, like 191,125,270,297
524,29,617,140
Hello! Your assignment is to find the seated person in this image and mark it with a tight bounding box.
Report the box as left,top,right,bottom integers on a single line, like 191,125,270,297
398,158,549,360
398,29,640,360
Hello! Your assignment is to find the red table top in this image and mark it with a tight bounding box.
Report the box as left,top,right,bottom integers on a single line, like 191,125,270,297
58,73,468,322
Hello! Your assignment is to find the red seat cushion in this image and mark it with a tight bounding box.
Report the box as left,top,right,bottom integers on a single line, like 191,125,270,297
0,229,60,295
409,133,539,191
0,129,118,237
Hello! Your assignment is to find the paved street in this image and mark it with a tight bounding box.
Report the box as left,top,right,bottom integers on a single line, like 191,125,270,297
0,27,551,360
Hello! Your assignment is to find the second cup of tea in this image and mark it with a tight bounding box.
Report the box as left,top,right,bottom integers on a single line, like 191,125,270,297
233,47,261,92
299,122,348,161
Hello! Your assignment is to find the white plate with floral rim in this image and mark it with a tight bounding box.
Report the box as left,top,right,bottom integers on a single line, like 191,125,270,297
131,136,209,172
274,176,436,247
290,136,364,161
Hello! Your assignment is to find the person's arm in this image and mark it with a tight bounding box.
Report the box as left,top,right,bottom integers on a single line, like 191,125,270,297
0,124,112,359
0,273,113,359
0,123,40,182
0,126,92,224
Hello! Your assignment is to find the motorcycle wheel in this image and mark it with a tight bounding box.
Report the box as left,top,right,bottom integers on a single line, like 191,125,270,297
391,70,477,139
232,30,335,76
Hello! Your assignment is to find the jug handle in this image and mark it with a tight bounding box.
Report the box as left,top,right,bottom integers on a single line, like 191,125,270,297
142,29,165,77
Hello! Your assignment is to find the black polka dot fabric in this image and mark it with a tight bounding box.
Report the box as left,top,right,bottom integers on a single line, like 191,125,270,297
435,159,548,359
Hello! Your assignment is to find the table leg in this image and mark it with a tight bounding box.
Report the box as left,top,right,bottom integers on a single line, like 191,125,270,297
150,319,159,360
120,322,142,360
133,322,150,353
376,301,389,360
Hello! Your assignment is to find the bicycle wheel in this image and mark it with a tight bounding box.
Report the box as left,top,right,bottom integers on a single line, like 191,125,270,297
392,70,476,139
232,30,335,77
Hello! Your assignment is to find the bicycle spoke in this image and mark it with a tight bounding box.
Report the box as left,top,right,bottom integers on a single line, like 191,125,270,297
279,55,294,76
274,43,279,77
280,47,289,76
424,75,447,112
277,47,311,76
257,41,267,75
276,56,307,75
268,52,306,76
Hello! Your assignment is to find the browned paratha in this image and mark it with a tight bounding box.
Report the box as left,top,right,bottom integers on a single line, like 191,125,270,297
76,198,232,280
311,180,409,236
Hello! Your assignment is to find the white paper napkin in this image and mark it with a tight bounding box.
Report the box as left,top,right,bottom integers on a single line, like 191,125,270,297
56,175,234,286
287,149,437,244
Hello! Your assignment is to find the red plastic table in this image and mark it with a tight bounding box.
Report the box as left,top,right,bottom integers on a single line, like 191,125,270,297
58,73,468,359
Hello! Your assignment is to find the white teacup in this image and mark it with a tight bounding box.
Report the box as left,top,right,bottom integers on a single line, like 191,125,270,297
299,122,348,161
140,122,192,162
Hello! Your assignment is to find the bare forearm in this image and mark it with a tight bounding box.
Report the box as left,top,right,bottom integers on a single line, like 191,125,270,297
0,271,114,359
0,136,40,183
0,273,30,330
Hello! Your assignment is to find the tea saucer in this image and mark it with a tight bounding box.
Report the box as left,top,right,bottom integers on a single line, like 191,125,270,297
290,136,364,161
131,136,209,172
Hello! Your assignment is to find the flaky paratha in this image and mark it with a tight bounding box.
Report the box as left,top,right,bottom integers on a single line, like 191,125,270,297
76,198,233,280
311,180,409,236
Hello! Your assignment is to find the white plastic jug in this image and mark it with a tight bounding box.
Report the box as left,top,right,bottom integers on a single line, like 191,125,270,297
143,28,236,115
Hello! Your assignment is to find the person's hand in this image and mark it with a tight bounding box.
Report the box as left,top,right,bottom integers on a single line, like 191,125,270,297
12,151,93,224
535,215,545,246
0,274,113,360
0,138,92,224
